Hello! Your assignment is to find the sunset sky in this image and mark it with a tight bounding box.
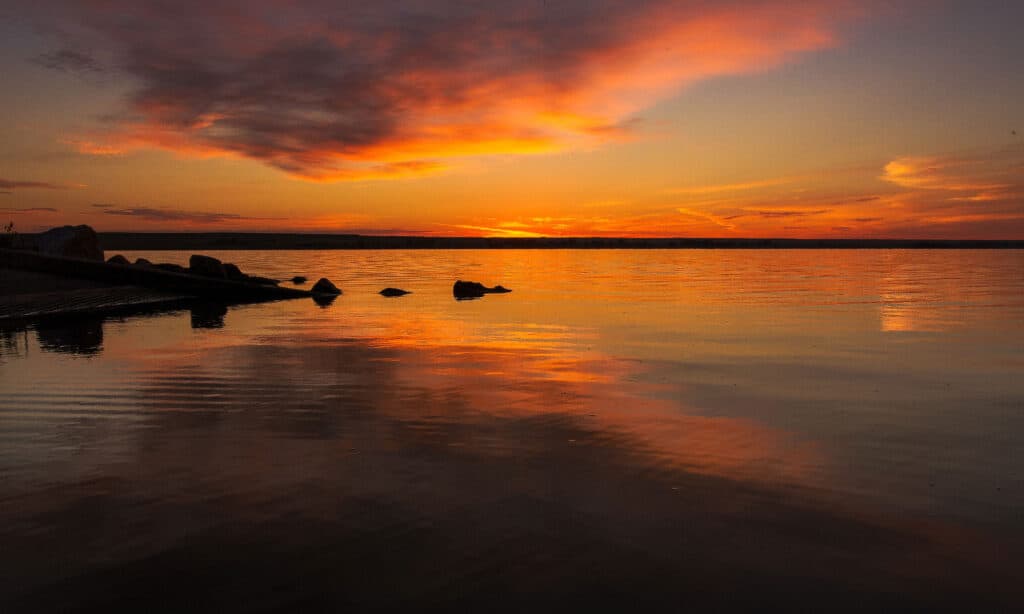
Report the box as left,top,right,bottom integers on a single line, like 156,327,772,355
1,0,1021,238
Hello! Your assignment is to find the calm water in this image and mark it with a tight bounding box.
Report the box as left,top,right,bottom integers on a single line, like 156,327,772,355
2,249,1023,610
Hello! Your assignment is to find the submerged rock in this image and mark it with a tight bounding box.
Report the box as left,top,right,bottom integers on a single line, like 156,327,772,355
453,280,512,299
106,254,130,265
380,287,410,297
189,254,226,278
311,278,342,295
291,276,307,284
35,225,104,261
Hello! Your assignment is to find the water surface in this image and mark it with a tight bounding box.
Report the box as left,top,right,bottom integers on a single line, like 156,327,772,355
2,249,1023,610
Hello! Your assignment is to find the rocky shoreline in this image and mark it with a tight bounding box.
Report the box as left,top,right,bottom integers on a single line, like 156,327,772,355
0,225,342,322
1,224,514,322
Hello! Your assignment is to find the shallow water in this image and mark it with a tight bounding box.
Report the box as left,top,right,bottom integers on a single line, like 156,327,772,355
2,249,1023,610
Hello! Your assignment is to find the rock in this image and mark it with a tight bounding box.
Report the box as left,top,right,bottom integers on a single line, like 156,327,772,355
189,254,226,278
222,263,245,280
106,254,130,265
35,225,104,261
380,287,410,297
134,258,153,267
291,276,307,284
245,275,280,286
453,280,512,299
311,278,342,295
155,263,187,274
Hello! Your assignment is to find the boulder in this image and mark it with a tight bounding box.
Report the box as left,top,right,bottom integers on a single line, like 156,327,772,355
189,254,226,278
223,263,245,280
155,263,187,274
35,225,104,261
106,254,130,265
245,275,280,286
291,276,307,285
453,280,512,299
380,287,410,297
311,278,342,295
134,258,153,267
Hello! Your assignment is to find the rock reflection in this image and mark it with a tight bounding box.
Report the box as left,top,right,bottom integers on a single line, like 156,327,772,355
312,294,337,308
34,318,105,355
189,302,228,329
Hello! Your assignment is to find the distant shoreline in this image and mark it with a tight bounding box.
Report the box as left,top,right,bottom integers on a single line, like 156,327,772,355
90,233,1024,250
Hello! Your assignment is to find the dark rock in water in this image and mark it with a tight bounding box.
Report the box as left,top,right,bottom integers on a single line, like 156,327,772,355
106,254,130,265
380,287,410,297
35,225,104,261
134,258,153,267
311,278,342,295
155,263,186,274
291,276,307,284
453,280,512,299
189,254,226,278
245,275,280,286
313,294,337,308
223,263,245,280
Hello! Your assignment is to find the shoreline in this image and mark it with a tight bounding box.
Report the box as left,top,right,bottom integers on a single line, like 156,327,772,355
96,233,1024,250
0,246,327,322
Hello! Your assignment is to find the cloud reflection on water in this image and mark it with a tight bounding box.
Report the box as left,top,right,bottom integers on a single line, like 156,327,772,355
1,307,1021,610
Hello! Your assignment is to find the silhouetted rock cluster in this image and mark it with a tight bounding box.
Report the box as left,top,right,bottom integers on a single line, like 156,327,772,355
291,276,307,284
189,254,226,278
183,254,280,285
96,251,285,288
452,280,511,299
223,263,244,280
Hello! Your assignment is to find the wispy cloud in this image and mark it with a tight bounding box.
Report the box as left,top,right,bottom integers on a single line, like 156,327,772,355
0,179,74,190
752,208,830,218
665,177,793,196
93,204,282,225
24,0,864,181
33,48,103,74
0,207,59,213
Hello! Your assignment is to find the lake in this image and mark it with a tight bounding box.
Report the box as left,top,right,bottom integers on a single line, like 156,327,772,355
2,249,1023,610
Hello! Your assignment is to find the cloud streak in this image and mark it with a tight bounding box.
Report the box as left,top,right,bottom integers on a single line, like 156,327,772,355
0,207,59,213
25,0,863,181
93,204,282,225
0,179,72,191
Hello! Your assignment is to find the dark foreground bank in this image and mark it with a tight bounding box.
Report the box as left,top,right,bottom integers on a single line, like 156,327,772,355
97,233,1024,250
0,225,342,321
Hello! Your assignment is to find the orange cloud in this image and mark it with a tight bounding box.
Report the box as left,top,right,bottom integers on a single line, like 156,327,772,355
32,0,864,181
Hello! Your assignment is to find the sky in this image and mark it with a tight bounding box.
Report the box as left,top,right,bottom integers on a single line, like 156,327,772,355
1,0,1022,238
